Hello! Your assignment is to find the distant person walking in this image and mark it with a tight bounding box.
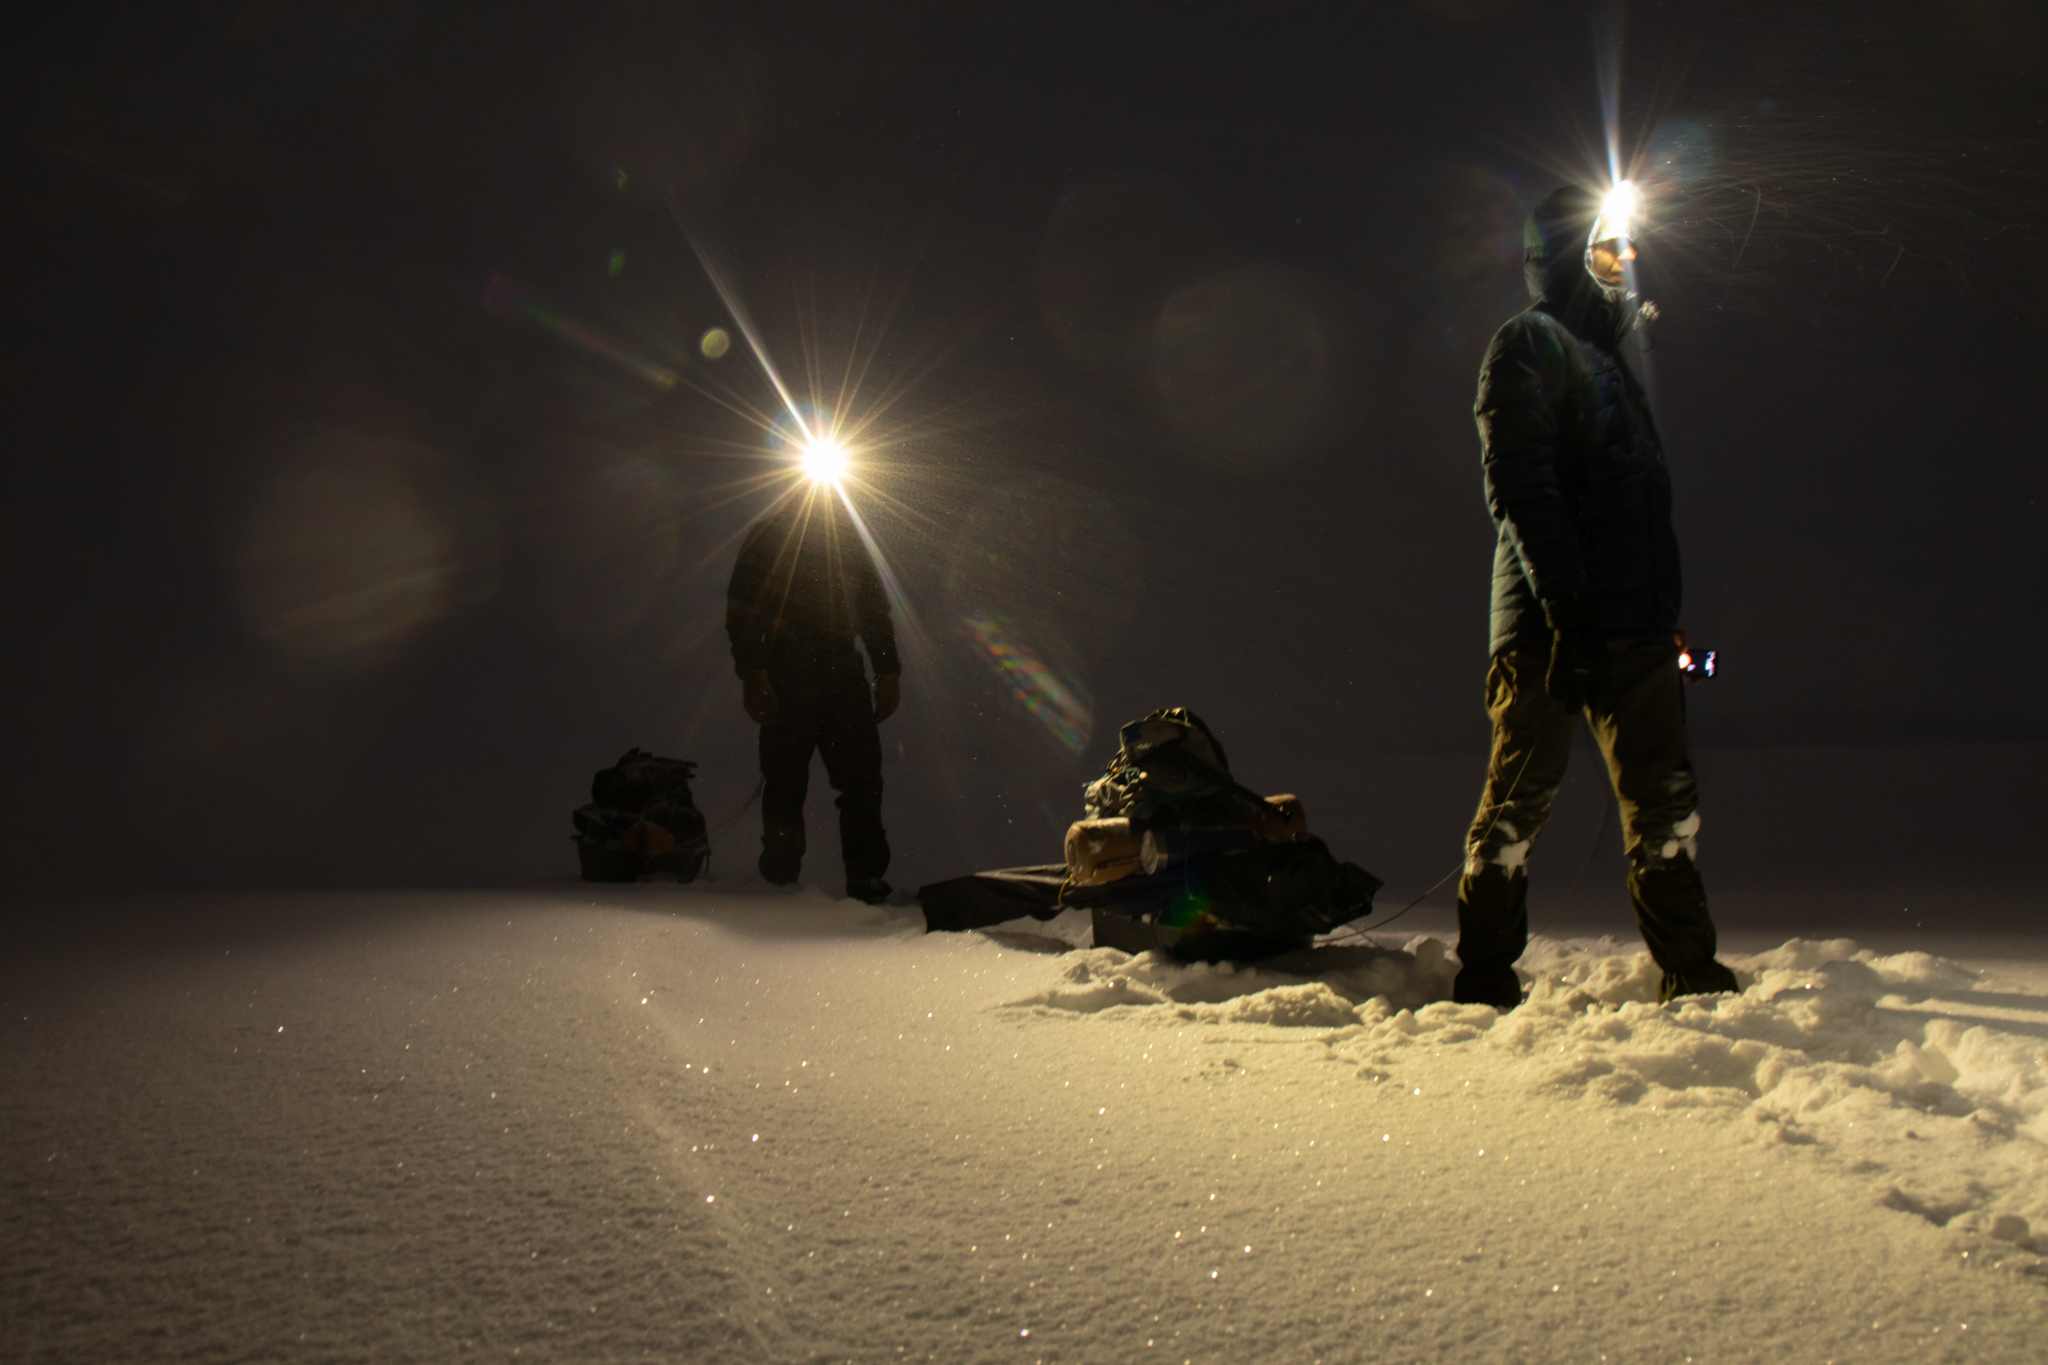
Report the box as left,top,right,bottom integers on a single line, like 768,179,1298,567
726,489,901,903
1454,183,1740,1010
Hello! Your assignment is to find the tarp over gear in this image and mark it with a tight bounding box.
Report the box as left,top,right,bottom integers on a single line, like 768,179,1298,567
917,708,1382,961
573,748,711,883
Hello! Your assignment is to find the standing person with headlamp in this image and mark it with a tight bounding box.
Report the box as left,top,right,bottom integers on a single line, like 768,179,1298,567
1451,182,1741,1010
726,475,901,905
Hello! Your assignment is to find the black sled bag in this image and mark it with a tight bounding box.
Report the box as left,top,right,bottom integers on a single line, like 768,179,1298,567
572,748,710,882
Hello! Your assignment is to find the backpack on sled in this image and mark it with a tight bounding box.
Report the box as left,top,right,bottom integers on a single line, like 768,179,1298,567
572,748,710,883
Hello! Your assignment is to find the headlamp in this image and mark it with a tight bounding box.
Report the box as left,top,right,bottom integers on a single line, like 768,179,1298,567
799,436,848,486
1588,179,1640,250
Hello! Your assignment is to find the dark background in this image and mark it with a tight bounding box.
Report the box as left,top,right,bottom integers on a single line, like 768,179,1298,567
4,1,2043,931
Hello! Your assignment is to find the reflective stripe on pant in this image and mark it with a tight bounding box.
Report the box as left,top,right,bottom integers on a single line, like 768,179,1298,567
1455,637,1718,975
758,663,889,884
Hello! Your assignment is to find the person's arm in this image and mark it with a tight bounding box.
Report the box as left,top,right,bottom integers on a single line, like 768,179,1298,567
851,537,901,720
1476,314,1587,615
726,521,776,678
852,539,900,677
727,521,778,723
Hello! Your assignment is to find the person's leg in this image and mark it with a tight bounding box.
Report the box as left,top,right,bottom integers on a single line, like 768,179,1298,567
758,681,822,885
1586,637,1737,997
816,667,890,898
1454,650,1576,1006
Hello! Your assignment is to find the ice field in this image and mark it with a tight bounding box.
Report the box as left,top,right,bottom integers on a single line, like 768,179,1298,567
7,886,2048,1363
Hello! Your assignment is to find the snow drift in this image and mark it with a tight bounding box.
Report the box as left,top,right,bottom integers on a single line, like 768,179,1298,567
1015,927,2048,1253
6,888,2047,1363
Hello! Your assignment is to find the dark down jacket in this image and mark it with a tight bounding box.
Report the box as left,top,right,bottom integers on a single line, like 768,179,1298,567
1477,214,1682,656
726,495,900,680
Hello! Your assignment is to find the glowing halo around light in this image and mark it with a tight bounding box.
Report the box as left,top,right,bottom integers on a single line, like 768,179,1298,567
1590,178,1640,247
799,434,849,486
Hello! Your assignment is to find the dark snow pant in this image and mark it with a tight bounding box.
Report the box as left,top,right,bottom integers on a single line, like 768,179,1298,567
758,658,889,886
1456,637,1719,976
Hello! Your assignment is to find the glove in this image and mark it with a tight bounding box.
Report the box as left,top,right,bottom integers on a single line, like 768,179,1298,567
742,670,778,725
873,673,901,722
1542,598,1607,711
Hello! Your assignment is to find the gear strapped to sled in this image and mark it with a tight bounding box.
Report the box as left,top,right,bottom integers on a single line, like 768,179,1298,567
572,748,711,882
919,708,1381,960
1072,709,1310,886
1081,707,1246,824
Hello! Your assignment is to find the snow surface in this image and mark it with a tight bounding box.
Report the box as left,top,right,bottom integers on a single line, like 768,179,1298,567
7,886,2048,1363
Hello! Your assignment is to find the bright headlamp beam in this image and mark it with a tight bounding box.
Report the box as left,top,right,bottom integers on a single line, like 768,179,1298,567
1590,179,1640,247
800,437,849,486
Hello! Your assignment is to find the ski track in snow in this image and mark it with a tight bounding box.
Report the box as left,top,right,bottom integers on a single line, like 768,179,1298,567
5,887,2048,1364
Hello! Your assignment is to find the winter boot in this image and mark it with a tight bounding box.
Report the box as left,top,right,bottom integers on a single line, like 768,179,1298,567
846,877,892,905
1452,960,1525,1011
1627,860,1721,979
1657,959,1740,1004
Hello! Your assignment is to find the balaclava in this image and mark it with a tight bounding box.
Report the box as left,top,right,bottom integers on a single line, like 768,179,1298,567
1522,184,1651,351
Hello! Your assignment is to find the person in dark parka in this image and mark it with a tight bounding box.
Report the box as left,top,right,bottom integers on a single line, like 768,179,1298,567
726,487,900,903
1453,184,1741,1010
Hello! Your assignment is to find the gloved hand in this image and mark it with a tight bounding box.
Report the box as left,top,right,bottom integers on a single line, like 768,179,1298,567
873,672,901,722
1543,598,1607,710
742,670,778,725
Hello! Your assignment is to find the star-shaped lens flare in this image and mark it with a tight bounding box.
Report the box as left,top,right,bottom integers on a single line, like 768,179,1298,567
799,435,849,486
1590,178,1640,247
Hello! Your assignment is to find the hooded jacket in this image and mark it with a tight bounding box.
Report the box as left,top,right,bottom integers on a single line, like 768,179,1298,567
1475,186,1681,656
726,495,900,679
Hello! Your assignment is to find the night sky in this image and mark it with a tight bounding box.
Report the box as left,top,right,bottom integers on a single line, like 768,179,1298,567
5,2,2044,924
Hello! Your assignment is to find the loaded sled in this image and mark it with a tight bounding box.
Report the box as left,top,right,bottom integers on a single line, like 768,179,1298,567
918,709,1381,960
572,748,711,882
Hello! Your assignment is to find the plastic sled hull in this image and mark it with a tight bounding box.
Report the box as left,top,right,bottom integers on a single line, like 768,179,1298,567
1088,906,1310,963
575,838,706,884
